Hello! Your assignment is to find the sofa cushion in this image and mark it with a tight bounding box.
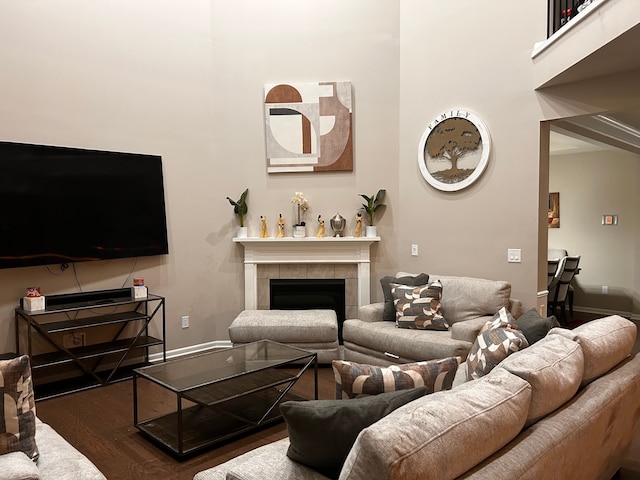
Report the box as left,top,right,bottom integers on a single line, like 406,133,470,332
0,451,40,480
339,367,532,480
281,387,427,479
516,308,560,345
550,315,637,385
196,438,329,480
332,357,460,399
391,280,448,330
430,275,512,325
342,319,473,362
0,356,38,461
498,334,584,425
466,308,529,380
380,273,429,321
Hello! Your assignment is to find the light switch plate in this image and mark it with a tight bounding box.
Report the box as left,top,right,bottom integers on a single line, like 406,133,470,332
507,248,522,263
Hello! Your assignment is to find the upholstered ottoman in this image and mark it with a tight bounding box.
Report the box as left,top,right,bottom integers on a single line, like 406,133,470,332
229,309,340,364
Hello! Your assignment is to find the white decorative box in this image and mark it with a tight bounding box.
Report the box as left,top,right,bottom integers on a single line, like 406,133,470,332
131,286,148,299
23,296,46,312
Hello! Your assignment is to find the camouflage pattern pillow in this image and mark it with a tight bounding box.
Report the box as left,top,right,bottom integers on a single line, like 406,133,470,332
391,280,449,330
0,355,38,461
332,357,461,399
466,307,529,381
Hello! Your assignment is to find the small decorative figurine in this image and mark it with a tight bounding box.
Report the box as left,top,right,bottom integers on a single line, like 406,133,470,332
354,212,363,237
260,215,268,238
316,215,325,238
276,213,285,238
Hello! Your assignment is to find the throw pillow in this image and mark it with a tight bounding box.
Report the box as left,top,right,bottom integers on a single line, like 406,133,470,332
516,308,560,345
281,387,427,480
380,273,429,321
391,281,449,331
0,356,38,461
466,307,529,381
332,357,460,399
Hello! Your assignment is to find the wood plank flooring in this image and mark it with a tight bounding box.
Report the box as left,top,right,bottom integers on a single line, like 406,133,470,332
36,317,640,480
36,365,336,480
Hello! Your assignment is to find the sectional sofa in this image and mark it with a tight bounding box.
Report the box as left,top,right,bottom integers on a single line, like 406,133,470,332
193,315,640,480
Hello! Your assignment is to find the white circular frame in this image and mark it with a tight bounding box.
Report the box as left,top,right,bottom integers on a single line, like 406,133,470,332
417,110,491,192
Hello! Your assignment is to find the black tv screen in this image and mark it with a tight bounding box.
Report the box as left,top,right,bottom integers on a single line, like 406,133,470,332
0,141,169,269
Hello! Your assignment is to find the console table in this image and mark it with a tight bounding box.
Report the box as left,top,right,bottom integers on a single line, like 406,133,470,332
15,288,165,399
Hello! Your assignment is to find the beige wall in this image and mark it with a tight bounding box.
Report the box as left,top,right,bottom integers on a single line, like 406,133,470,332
0,0,399,353
396,0,547,308
549,149,640,315
0,1,636,356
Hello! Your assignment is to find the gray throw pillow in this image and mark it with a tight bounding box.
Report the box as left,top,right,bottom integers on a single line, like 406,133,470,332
517,308,560,345
380,273,429,321
281,387,427,479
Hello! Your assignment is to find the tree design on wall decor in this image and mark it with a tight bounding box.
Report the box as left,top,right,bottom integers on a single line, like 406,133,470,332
425,117,481,184
418,110,491,192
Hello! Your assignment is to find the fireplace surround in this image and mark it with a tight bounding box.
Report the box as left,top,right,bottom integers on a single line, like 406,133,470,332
232,237,380,320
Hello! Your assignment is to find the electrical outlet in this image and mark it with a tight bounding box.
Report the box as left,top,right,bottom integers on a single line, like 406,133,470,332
63,332,86,349
411,244,419,256
181,315,189,328
602,285,609,295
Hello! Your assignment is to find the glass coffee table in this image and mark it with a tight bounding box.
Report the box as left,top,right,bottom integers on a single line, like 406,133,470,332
133,340,317,457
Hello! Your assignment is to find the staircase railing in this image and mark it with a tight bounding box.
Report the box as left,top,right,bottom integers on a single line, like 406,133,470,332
548,0,593,37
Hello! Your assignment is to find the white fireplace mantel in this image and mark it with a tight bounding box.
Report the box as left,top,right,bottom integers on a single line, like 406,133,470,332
233,236,380,310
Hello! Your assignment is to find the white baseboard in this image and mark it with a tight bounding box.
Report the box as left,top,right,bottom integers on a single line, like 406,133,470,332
149,340,232,363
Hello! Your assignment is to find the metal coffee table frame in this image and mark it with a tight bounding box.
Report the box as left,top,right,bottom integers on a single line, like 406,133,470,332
133,340,317,457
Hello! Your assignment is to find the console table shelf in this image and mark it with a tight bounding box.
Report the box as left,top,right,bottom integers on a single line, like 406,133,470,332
15,288,166,400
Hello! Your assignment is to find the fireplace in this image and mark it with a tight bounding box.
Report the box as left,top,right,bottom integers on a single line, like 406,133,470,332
232,236,380,328
270,278,346,342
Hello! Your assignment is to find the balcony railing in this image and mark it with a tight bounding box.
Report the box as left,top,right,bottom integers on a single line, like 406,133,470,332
548,0,593,37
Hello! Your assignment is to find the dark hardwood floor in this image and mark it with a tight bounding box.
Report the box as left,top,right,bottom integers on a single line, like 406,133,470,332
36,365,336,480
36,314,640,480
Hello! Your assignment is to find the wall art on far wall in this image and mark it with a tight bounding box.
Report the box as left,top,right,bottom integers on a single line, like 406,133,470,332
264,81,353,173
548,192,560,228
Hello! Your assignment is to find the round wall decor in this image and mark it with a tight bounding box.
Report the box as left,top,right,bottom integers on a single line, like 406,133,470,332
417,109,491,192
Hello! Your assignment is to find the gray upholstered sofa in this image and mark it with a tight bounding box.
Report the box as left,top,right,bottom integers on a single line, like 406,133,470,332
193,315,640,480
343,274,523,365
0,417,106,480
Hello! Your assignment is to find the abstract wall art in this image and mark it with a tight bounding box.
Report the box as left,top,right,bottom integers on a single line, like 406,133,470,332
264,81,353,173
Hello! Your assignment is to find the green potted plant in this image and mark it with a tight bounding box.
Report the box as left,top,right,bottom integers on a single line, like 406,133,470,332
359,189,386,237
226,188,249,237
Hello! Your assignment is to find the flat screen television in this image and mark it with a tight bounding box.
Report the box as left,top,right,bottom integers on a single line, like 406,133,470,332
0,141,169,269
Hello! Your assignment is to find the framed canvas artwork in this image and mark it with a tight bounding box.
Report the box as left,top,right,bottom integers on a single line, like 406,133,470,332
264,81,353,173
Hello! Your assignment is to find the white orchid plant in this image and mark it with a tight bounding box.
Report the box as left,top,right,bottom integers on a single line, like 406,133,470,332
291,191,310,226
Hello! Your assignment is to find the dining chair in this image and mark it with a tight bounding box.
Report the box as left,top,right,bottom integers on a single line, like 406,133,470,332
548,255,581,326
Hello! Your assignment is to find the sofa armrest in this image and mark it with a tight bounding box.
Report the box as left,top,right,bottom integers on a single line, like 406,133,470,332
357,303,385,323
0,451,40,480
450,317,488,343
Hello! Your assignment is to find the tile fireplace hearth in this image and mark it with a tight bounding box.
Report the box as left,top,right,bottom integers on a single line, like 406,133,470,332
232,237,380,319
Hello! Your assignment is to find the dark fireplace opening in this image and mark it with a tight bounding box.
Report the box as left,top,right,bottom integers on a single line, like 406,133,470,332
270,278,346,343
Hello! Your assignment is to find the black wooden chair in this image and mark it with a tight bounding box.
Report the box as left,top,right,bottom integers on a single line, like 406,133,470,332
548,255,581,326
